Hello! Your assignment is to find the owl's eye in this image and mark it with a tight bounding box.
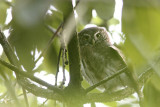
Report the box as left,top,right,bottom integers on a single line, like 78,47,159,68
83,34,90,41
96,33,101,38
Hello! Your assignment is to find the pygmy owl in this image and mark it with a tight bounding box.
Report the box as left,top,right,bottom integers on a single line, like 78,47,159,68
78,27,142,100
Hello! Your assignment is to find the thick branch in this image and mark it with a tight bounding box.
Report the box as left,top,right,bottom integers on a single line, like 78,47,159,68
0,58,63,94
0,31,63,100
85,87,134,103
17,76,63,101
84,67,154,103
62,1,84,107
66,7,82,89
0,31,20,66
68,33,82,87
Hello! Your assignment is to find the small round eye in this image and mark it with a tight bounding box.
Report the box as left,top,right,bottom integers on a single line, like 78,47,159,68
96,33,101,38
83,34,90,41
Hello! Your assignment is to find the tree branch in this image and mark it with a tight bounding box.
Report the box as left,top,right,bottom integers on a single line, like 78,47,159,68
22,88,29,107
0,57,63,95
85,67,127,93
0,28,28,107
60,1,84,107
0,71,20,106
0,30,63,99
84,66,154,103
17,76,63,101
35,23,63,64
55,48,62,86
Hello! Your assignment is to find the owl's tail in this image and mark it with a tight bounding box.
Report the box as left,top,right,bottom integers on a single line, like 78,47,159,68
126,66,144,107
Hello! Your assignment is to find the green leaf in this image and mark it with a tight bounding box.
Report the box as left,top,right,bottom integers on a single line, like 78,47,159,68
0,1,9,26
144,79,160,107
107,18,119,26
45,9,63,28
43,37,60,74
122,0,160,75
52,0,73,17
91,15,103,26
8,20,51,71
76,0,115,25
92,0,115,20
13,0,51,27
76,3,93,24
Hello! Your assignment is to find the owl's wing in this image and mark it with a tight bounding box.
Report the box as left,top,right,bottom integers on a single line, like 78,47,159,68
108,46,143,100
98,45,128,90
101,45,127,75
81,59,102,86
109,45,127,64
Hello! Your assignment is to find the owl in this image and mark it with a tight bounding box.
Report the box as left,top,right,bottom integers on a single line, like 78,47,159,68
78,27,142,100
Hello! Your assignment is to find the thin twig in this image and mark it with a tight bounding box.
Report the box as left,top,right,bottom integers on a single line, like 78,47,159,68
54,100,57,107
7,91,30,102
74,0,81,9
55,48,62,86
85,66,155,103
91,102,96,107
55,47,66,88
39,99,48,107
0,30,29,106
45,25,60,37
0,58,63,95
60,48,66,87
4,79,20,106
0,15,63,103
0,80,18,101
0,69,20,106
35,23,63,64
64,49,68,65
85,67,127,93
22,88,29,107
18,92,29,98
54,48,63,107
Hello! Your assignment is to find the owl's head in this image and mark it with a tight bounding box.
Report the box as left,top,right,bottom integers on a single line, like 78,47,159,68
78,27,111,47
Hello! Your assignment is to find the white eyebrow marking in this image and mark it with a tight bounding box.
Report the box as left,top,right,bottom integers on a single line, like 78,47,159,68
94,31,101,36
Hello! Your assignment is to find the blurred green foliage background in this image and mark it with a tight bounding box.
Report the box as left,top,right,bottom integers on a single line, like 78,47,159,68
0,0,160,106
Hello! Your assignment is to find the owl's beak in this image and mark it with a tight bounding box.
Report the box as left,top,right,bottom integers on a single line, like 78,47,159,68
89,39,95,45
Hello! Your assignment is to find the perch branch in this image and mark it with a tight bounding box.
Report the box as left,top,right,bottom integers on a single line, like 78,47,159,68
85,67,127,93
84,66,154,103
0,58,63,94
17,77,63,101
